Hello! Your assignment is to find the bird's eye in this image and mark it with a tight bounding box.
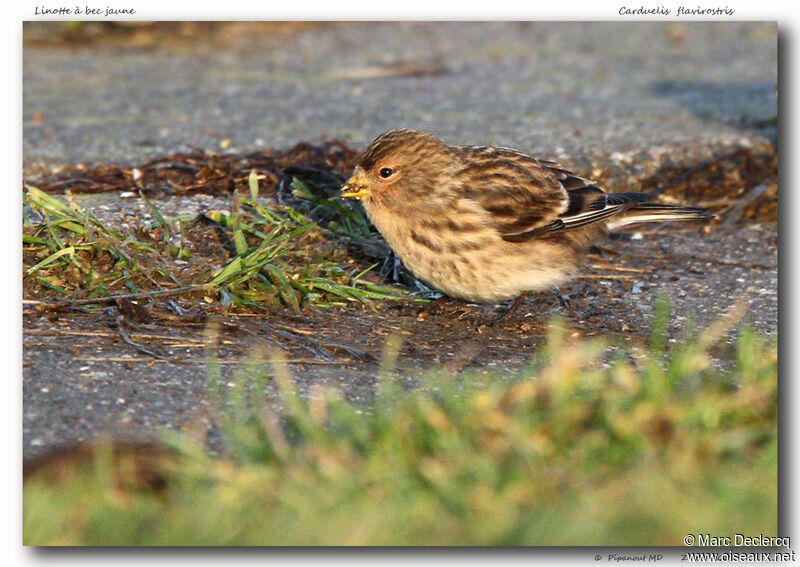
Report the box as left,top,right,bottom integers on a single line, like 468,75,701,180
379,167,394,179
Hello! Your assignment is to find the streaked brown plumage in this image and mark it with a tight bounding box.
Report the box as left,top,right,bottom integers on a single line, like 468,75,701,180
341,129,712,302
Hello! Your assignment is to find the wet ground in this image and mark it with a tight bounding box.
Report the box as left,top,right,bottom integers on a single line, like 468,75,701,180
22,22,778,459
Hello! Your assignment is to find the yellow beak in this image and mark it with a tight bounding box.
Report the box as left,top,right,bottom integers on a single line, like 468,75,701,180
341,173,370,200
340,187,370,199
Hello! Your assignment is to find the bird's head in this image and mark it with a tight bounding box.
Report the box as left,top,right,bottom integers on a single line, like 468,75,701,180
341,129,454,206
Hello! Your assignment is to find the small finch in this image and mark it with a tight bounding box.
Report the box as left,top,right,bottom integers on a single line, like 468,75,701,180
341,129,712,303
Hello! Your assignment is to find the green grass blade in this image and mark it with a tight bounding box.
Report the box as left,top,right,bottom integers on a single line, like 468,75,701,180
25,246,75,275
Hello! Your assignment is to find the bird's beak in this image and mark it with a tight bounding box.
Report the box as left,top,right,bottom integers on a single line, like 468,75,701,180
341,172,370,200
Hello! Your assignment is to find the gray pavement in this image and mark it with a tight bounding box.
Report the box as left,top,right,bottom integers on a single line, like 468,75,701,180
24,22,776,166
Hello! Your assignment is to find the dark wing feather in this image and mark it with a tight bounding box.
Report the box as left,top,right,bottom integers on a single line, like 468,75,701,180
453,146,570,237
500,156,645,238
454,147,632,241
520,188,645,239
528,187,710,238
454,149,709,242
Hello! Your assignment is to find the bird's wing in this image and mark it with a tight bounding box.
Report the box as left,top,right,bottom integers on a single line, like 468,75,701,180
455,148,710,241
453,146,571,237
509,162,712,238
455,147,636,241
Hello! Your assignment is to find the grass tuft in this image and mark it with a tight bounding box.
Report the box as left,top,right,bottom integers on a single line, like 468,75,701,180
23,183,421,310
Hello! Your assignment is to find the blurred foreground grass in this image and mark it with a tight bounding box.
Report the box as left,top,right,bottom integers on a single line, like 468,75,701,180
23,307,777,546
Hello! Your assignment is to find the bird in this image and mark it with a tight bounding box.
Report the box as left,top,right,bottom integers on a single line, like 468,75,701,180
340,128,712,303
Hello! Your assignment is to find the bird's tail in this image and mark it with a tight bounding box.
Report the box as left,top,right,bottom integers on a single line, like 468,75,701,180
604,191,713,230
606,200,714,231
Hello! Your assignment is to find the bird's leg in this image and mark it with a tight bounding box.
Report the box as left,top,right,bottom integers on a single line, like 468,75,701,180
489,294,529,327
590,244,618,261
379,252,404,283
549,286,572,311
506,294,528,316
